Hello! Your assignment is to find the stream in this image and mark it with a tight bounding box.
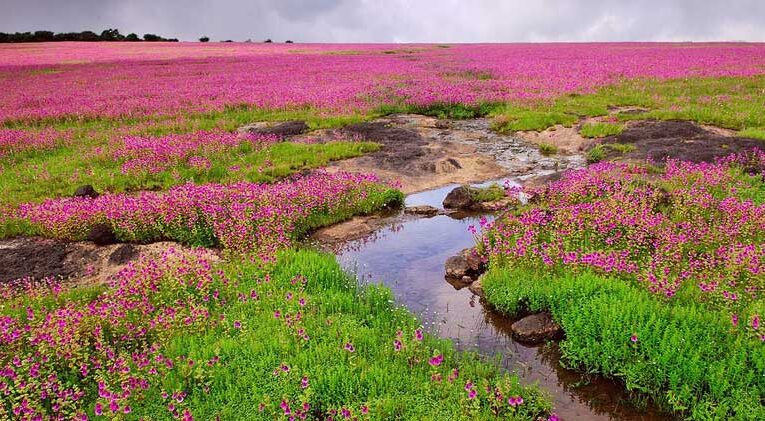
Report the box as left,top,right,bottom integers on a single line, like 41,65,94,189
315,182,670,421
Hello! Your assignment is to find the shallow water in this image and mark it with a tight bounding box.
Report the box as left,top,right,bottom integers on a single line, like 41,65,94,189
323,183,670,421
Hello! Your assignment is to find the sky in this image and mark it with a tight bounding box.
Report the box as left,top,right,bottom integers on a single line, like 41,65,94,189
2,0,765,43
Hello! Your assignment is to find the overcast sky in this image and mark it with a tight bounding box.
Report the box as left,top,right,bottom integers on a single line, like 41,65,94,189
2,0,765,42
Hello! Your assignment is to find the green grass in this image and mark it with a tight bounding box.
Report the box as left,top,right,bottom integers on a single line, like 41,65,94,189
481,266,765,420
586,144,606,163
129,249,552,419
469,183,507,203
0,141,378,206
740,127,765,141
538,143,558,156
579,122,624,138
604,142,637,154
490,75,765,133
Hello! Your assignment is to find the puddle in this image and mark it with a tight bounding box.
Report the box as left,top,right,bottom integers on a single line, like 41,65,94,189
316,183,671,421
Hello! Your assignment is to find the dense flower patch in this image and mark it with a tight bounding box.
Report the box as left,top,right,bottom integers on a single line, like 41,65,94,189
2,42,765,121
112,130,279,174
0,128,71,158
482,152,765,320
9,171,400,256
0,247,553,420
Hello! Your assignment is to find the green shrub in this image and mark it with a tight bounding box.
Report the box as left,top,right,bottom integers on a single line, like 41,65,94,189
586,144,606,163
579,122,624,138
538,143,558,156
482,267,765,419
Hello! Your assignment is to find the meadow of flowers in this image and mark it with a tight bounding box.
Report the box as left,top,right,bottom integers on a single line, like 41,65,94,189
2,40,765,420
6,171,401,256
0,247,553,420
480,152,765,418
2,42,765,122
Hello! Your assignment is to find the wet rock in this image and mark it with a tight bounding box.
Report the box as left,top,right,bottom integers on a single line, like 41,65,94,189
471,197,516,212
445,248,486,279
443,185,475,209
87,223,118,246
461,248,486,273
404,205,440,217
108,244,138,265
244,120,308,137
73,184,99,199
511,312,564,345
445,254,470,279
468,277,484,297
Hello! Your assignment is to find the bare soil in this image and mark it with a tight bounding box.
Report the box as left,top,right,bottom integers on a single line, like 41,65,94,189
0,237,219,285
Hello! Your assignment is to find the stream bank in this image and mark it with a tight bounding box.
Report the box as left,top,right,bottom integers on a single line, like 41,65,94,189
311,183,670,420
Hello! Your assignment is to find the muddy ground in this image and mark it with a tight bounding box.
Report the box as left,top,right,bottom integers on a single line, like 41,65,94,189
0,237,219,285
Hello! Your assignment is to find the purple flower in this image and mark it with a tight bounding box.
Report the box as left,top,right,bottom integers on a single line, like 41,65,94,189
233,320,241,329
414,329,423,341
428,354,443,367
393,339,402,352
344,342,355,353
301,376,309,389
507,396,524,407
630,334,638,343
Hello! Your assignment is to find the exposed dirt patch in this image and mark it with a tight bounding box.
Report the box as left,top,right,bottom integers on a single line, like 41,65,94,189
0,237,220,285
327,115,509,193
515,125,596,155
602,120,765,163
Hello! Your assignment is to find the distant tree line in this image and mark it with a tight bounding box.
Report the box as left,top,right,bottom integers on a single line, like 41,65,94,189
0,29,179,43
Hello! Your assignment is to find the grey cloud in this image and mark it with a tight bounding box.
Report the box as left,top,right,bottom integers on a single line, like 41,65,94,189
1,0,764,42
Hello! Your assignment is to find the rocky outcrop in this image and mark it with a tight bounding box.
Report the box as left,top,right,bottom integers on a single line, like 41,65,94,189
243,120,308,137
73,184,99,199
510,312,564,344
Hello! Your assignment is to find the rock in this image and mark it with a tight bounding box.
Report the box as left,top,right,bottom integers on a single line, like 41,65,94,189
468,278,484,297
73,184,99,199
472,197,516,212
443,185,475,209
461,248,485,273
404,205,440,217
444,255,470,278
510,312,564,345
108,244,138,265
244,120,308,137
87,223,118,246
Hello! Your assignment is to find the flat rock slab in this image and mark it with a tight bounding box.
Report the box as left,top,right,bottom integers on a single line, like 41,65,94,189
511,312,564,345
404,205,441,217
242,120,308,137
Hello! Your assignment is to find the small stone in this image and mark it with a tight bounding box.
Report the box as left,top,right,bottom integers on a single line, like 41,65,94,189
73,185,99,199
442,186,475,210
511,312,564,344
404,205,440,217
87,223,118,246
